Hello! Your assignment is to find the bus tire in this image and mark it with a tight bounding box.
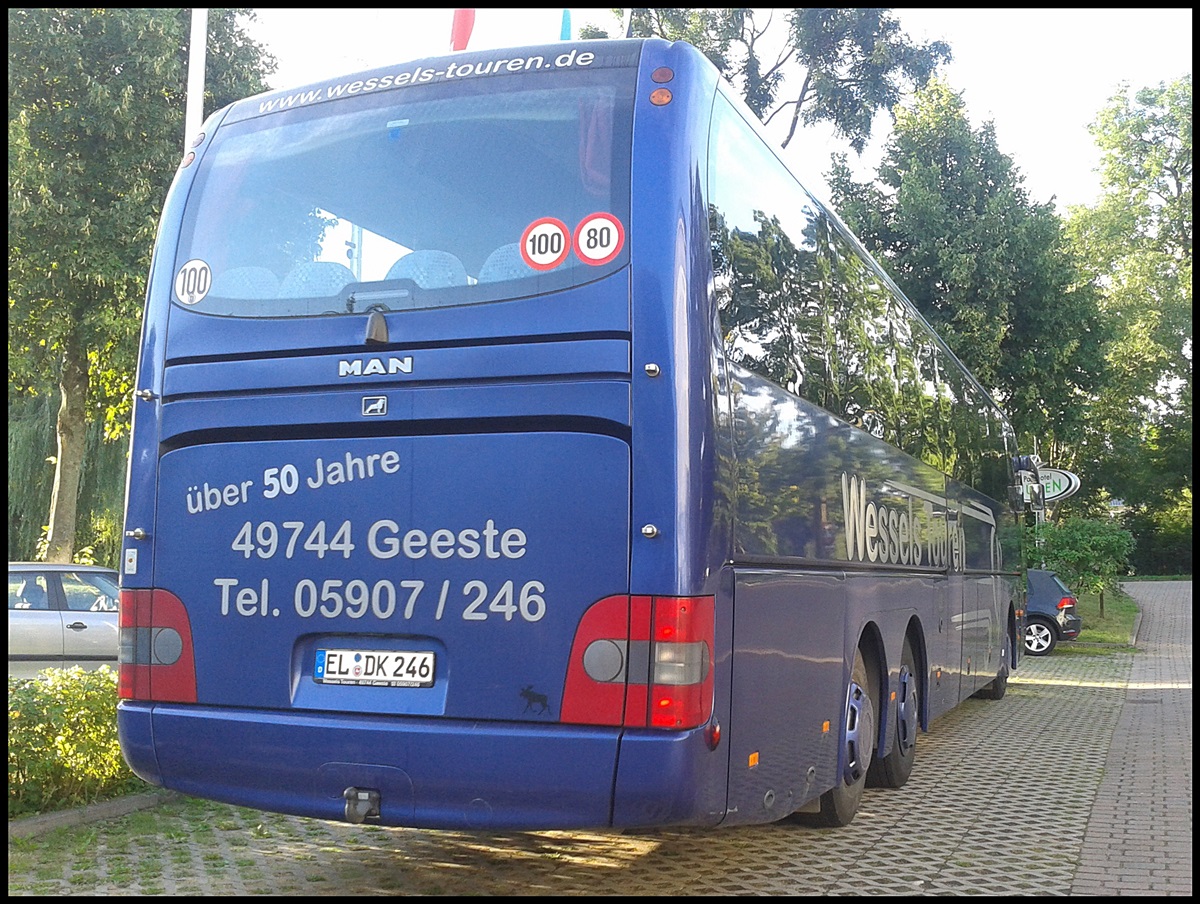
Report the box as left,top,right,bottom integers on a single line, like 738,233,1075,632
867,636,918,789
811,647,875,827
978,628,1012,700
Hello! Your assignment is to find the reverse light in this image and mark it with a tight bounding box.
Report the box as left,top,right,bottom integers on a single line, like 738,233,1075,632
649,596,713,728
119,589,198,702
562,594,714,730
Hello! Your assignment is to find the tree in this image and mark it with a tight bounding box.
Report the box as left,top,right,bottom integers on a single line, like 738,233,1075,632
826,79,1108,451
8,9,274,562
1030,517,1135,616
590,8,950,150
1065,76,1192,517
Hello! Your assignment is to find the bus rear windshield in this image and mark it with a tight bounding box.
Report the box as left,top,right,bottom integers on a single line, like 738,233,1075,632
173,67,635,317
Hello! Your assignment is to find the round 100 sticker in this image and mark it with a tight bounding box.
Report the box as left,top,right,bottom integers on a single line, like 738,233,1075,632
520,217,571,271
174,259,212,304
573,213,625,266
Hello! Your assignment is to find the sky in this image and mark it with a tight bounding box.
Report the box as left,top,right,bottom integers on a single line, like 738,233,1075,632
240,8,1192,213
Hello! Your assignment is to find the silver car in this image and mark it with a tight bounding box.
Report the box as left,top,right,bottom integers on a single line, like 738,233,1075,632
8,562,120,679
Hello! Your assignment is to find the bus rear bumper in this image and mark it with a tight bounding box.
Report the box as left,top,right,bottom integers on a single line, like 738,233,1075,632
119,701,710,830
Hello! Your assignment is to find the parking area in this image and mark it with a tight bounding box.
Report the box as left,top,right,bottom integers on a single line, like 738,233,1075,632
8,581,1190,896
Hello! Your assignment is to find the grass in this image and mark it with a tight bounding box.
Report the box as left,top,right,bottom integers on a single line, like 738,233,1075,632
1120,574,1192,581
1072,582,1141,645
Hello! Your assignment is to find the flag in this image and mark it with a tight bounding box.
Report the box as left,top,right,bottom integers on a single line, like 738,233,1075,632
450,8,475,51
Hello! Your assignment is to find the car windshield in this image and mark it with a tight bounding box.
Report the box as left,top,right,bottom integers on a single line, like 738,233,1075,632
173,66,635,317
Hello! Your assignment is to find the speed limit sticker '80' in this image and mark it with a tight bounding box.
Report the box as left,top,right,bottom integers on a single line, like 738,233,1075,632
573,213,624,266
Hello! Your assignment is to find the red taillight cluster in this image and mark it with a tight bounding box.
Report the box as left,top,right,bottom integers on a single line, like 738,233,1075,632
561,594,714,730
1057,596,1077,611
118,589,198,702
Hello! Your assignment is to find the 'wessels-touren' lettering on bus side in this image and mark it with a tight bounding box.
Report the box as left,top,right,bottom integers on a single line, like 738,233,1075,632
841,472,965,569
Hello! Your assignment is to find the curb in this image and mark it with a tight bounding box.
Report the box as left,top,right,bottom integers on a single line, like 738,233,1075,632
8,790,180,840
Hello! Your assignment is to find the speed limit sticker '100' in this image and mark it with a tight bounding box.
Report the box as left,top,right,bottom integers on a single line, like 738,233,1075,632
175,259,212,304
520,217,571,271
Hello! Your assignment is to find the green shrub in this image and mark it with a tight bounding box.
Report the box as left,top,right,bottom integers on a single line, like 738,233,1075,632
8,666,147,819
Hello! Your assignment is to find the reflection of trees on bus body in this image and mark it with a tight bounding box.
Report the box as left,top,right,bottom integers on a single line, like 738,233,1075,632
708,90,1014,565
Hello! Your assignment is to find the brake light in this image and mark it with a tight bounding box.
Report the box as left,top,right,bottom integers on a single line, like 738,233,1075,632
1057,596,1077,610
649,596,713,728
118,589,198,702
561,594,714,730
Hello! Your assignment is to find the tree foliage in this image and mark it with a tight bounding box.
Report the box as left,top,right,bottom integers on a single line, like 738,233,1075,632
1065,75,1192,515
826,80,1108,451
1121,490,1193,576
1029,517,1135,614
8,9,274,561
603,8,950,150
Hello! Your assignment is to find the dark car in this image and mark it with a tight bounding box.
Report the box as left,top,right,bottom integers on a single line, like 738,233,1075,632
1023,568,1083,655
8,562,120,679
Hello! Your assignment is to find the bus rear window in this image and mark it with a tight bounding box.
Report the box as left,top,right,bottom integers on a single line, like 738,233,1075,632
173,68,635,317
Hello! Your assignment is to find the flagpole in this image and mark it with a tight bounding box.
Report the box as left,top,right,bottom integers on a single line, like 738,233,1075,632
185,9,208,149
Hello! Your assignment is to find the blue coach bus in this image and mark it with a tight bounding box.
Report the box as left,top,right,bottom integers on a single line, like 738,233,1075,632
119,38,1026,831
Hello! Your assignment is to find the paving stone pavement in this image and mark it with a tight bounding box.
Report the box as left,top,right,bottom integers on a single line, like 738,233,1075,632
1070,580,1192,896
8,581,1191,896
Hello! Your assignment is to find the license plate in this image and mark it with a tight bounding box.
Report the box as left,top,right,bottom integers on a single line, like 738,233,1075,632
315,649,435,687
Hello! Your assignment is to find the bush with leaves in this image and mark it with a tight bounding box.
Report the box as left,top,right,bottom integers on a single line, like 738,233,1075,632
1028,517,1135,616
8,666,147,819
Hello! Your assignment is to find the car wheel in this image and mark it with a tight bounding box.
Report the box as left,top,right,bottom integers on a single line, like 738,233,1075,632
1023,616,1058,656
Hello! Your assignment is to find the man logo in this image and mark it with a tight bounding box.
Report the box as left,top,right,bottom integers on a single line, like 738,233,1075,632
362,396,387,417
339,356,413,377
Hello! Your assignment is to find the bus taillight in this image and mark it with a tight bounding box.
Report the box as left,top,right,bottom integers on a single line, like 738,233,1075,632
648,596,714,729
118,589,197,702
562,594,713,731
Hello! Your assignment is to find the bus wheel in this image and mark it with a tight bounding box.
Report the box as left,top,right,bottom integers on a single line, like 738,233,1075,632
867,637,918,789
812,648,875,827
978,629,1012,700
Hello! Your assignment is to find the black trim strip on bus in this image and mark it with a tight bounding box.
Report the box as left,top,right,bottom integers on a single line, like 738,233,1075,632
158,415,632,454
731,554,951,576
163,330,633,368
159,370,632,403
730,556,1021,579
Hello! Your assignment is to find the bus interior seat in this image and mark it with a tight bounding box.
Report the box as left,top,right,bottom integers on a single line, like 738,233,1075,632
209,266,280,299
278,261,356,298
477,243,534,283
385,250,469,289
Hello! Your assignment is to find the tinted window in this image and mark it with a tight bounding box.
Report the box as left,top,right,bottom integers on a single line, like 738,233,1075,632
708,92,1015,501
174,68,635,317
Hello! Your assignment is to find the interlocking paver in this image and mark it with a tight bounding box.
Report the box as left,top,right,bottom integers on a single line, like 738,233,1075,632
8,581,1191,895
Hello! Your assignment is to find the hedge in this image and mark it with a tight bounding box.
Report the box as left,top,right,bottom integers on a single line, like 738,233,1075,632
8,666,147,819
